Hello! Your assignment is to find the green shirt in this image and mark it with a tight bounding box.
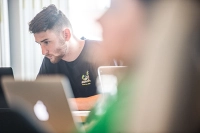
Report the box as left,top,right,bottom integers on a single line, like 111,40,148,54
83,75,137,133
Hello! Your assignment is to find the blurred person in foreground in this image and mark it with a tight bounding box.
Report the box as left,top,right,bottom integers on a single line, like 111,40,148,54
29,5,112,111
82,0,152,132
83,0,200,133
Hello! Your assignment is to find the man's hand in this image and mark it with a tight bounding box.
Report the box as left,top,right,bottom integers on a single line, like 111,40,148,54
69,94,100,111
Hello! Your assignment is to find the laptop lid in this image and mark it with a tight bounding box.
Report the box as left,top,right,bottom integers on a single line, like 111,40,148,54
0,67,14,108
97,66,127,95
2,75,85,133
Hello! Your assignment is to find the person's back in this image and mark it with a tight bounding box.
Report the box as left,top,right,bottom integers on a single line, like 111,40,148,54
82,0,151,132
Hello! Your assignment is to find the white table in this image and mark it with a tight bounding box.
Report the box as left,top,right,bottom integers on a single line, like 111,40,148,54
72,111,90,122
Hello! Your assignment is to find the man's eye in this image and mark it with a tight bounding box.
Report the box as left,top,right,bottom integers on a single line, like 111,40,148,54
44,41,49,45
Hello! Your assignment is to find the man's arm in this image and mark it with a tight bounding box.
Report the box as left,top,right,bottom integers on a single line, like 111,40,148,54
70,94,100,111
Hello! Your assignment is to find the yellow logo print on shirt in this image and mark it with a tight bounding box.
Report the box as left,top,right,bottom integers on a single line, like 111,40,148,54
81,70,91,85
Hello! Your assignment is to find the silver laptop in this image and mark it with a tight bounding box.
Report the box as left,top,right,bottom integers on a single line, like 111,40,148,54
97,66,127,94
2,75,85,133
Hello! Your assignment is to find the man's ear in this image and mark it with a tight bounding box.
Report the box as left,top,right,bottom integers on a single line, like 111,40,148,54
63,28,71,41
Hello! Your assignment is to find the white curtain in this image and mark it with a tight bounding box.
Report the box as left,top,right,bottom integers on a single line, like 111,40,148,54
0,0,10,67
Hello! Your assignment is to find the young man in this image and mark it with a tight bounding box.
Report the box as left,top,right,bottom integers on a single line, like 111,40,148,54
29,4,111,110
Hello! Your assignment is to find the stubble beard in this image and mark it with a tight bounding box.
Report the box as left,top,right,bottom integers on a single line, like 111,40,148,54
49,54,63,64
49,38,67,64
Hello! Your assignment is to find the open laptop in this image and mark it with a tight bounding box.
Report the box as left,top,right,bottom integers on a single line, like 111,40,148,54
2,75,85,133
97,66,127,95
84,66,128,123
0,67,14,108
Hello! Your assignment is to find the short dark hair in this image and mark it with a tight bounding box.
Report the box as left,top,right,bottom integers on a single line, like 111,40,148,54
29,4,72,34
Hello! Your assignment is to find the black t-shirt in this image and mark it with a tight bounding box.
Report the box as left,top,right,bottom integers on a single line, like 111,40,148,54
38,40,112,98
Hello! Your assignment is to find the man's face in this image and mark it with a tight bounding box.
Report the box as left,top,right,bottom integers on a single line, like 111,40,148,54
98,0,145,61
34,30,67,63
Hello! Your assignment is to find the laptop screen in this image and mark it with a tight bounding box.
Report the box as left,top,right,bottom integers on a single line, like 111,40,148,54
97,66,127,95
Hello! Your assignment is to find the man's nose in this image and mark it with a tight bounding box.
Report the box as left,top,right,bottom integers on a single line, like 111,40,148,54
41,45,48,55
